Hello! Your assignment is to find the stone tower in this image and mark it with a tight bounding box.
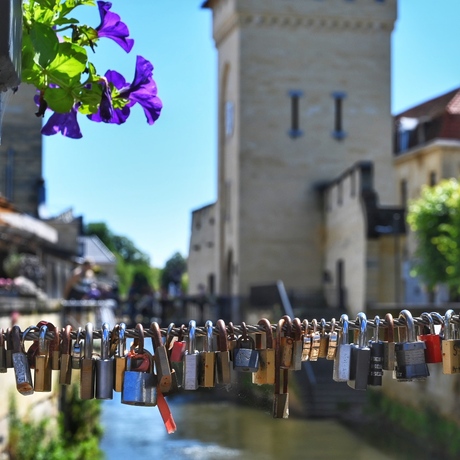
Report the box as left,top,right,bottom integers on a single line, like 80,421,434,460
202,0,397,303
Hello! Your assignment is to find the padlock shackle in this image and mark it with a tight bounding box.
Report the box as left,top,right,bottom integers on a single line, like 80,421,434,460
372,316,380,342
281,315,292,337
187,320,196,354
117,323,126,357
398,309,416,343
11,325,23,354
61,325,71,354
258,318,274,349
100,322,110,360
292,318,302,342
84,322,93,358
166,323,175,350
444,309,454,340
38,325,49,355
384,313,394,342
355,312,367,348
420,312,435,335
134,323,145,353
216,319,229,352
203,320,213,352
339,314,349,345
150,322,163,350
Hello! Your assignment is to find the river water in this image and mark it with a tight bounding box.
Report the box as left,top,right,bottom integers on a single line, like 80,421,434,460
100,392,404,460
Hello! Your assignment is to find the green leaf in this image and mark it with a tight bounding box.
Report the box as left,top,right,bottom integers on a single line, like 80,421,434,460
30,22,59,67
60,0,96,17
44,87,75,113
47,42,87,79
35,0,60,9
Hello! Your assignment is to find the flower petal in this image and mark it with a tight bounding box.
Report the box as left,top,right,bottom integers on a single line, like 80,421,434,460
41,107,82,139
96,1,134,53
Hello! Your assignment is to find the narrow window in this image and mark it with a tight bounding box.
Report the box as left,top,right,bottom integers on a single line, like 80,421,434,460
400,179,408,206
288,90,303,138
331,91,347,140
429,171,436,187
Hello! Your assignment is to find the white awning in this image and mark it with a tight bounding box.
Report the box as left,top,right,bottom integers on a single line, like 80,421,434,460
0,212,58,243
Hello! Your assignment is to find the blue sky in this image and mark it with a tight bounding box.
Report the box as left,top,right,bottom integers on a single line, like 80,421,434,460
43,0,460,268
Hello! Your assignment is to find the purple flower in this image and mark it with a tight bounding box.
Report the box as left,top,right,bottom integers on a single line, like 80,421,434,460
99,79,114,122
88,56,162,125
120,56,162,125
96,1,134,53
41,106,82,139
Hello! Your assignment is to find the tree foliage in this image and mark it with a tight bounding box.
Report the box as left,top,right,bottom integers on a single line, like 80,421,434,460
85,221,151,295
160,252,187,291
407,179,460,294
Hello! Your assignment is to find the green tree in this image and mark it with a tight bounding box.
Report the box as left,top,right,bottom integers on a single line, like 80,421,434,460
160,252,187,292
85,222,151,295
407,178,460,297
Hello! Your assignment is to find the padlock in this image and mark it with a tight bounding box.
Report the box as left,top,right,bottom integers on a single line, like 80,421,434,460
215,319,232,385
113,323,127,392
233,322,259,372
301,320,311,361
227,322,240,384
80,322,95,400
151,321,172,393
442,309,460,375
34,324,53,392
183,320,200,390
290,318,303,370
318,318,330,359
368,316,384,387
199,320,216,388
253,318,275,385
59,326,72,385
326,318,338,360
122,324,157,406
6,328,14,368
49,323,61,371
279,316,293,369
333,314,352,382
347,312,371,391
11,326,34,395
395,309,430,382
0,328,7,373
418,312,442,364
309,319,321,362
95,322,114,400
72,327,83,370
169,323,186,387
273,317,289,418
382,313,396,372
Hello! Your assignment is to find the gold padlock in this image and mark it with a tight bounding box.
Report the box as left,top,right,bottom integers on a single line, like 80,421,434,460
151,321,173,393
113,323,127,392
279,315,293,369
252,318,275,385
35,324,53,392
59,325,72,385
318,318,330,359
199,320,216,388
442,309,460,375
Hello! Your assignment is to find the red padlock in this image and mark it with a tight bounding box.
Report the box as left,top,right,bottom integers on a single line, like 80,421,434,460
418,312,442,363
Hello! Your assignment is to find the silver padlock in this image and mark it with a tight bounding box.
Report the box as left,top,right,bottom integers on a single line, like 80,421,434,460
96,322,114,400
80,322,95,400
12,326,34,396
233,322,259,372
333,314,352,382
183,320,200,390
121,323,157,406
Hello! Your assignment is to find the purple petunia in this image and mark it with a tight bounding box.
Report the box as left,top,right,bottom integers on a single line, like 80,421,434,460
88,55,162,125
96,1,134,53
41,106,83,139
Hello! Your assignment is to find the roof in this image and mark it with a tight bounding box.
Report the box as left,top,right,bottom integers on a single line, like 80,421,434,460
78,235,116,266
394,87,460,154
395,87,460,120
